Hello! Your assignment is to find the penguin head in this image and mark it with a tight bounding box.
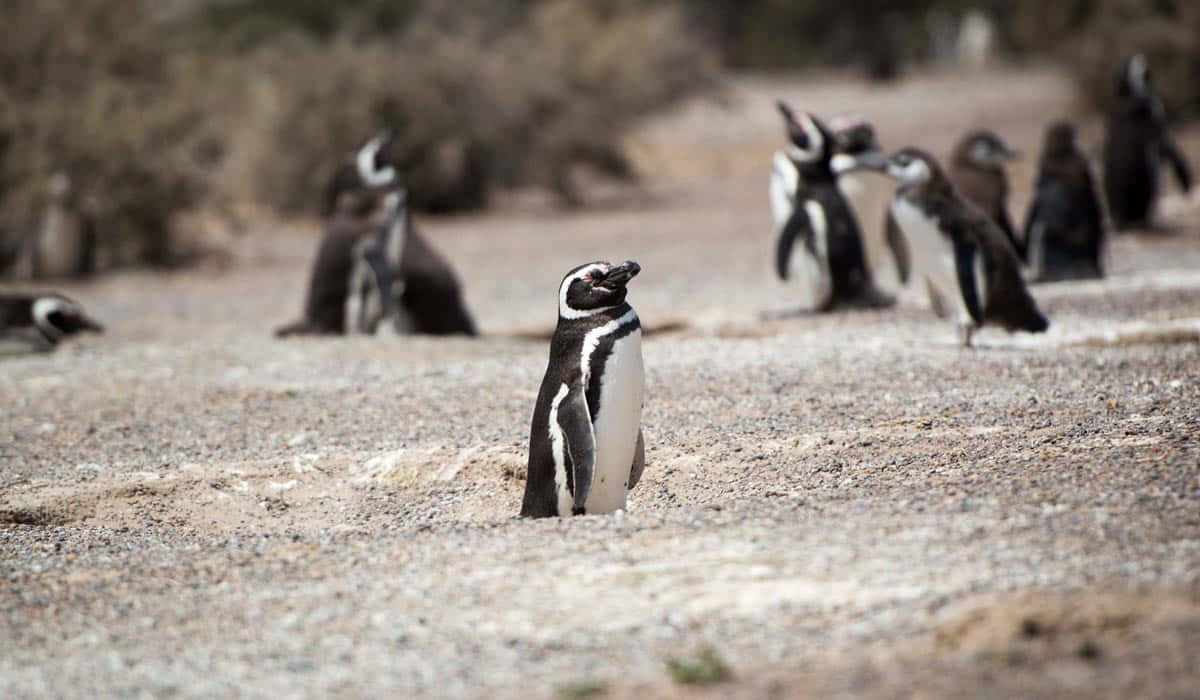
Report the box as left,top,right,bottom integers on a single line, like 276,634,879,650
828,115,885,175
881,148,937,185
1118,54,1151,98
32,295,103,341
776,100,831,165
324,130,402,218
1043,121,1077,156
958,130,1018,169
558,260,641,318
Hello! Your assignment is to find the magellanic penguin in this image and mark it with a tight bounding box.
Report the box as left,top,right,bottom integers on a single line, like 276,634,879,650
1024,122,1106,282
948,130,1023,260
1102,54,1193,229
827,114,908,291
769,101,892,311
851,148,1048,346
521,260,645,518
0,292,103,354
276,132,477,337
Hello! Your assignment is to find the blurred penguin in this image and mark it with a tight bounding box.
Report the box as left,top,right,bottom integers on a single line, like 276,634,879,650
276,131,476,337
949,130,1023,260
828,115,906,292
11,173,96,280
1102,54,1193,229
0,292,103,354
1024,122,1106,282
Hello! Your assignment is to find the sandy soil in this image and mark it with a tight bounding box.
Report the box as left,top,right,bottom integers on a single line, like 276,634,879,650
3,67,1200,699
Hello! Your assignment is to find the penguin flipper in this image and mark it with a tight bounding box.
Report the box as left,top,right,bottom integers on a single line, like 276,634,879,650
558,386,596,515
952,238,984,326
361,240,396,328
996,205,1024,262
775,202,813,281
1161,137,1193,193
627,428,646,491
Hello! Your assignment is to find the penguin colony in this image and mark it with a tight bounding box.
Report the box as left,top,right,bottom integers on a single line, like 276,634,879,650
2,54,1192,520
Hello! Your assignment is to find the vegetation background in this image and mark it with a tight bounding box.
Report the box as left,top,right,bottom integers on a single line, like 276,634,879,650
1,0,1196,274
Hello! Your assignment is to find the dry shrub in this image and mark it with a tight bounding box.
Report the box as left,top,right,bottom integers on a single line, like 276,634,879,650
0,0,716,276
260,0,718,213
0,0,229,272
1067,1,1200,121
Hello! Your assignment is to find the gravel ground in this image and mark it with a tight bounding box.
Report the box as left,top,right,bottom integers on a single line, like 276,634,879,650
3,67,1200,699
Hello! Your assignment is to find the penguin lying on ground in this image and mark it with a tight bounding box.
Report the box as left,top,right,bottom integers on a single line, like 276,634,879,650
948,130,1023,260
849,148,1048,347
1025,122,1106,282
275,132,476,337
769,101,892,312
1103,54,1193,229
827,114,908,291
521,260,645,518
0,293,103,354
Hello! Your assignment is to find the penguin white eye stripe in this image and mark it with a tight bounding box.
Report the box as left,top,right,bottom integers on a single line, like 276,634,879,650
356,135,397,187
558,266,611,319
786,113,824,163
31,298,68,339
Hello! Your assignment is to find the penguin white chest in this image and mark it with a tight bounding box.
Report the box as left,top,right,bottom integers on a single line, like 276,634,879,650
586,328,644,514
892,197,979,328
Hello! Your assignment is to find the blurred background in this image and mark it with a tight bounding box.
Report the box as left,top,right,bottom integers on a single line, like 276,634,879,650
1,0,1198,279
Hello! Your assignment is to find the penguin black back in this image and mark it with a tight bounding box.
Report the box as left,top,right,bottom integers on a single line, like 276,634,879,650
948,130,1023,259
522,261,645,518
774,102,891,310
1025,121,1106,282
879,148,1047,344
1102,54,1193,229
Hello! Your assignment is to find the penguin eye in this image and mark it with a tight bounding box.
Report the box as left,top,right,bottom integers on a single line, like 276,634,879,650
587,270,603,282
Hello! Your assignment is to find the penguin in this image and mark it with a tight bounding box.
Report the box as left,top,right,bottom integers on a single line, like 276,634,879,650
1102,54,1193,229
276,132,476,337
0,292,103,354
850,148,1048,346
827,114,908,291
521,260,645,518
344,185,477,336
1024,121,1106,282
769,101,892,312
948,130,1023,259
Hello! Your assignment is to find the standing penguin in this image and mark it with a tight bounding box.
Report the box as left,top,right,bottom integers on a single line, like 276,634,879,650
0,292,103,354
521,260,645,518
1102,54,1193,229
769,101,892,311
827,114,908,291
850,148,1048,346
1024,122,1106,282
276,132,476,337
948,130,1023,259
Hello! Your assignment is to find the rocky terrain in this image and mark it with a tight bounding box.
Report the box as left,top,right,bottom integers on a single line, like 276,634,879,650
2,67,1199,698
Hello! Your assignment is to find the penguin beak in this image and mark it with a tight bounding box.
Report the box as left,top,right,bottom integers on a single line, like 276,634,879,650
835,150,888,173
80,315,104,333
599,260,640,289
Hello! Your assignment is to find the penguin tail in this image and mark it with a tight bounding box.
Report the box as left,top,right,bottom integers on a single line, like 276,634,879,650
275,320,321,337
1025,311,1049,334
